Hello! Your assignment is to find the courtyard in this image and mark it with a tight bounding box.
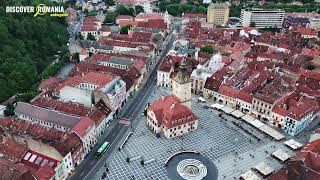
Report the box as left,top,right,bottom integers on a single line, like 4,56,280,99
93,87,296,180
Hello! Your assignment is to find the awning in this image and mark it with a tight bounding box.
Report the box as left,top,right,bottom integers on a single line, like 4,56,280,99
271,149,291,163
231,110,244,118
241,114,255,123
251,120,265,128
221,106,235,114
259,125,285,141
254,162,274,177
284,139,303,150
240,170,261,180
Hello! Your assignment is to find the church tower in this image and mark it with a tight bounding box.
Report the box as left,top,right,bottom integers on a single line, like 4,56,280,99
172,58,192,108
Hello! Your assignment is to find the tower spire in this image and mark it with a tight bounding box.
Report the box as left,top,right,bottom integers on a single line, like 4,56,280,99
173,58,190,84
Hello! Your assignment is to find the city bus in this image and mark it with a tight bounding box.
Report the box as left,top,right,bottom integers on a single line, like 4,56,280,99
95,141,110,157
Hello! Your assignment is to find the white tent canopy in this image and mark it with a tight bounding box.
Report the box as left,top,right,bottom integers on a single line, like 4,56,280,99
210,103,225,110
221,106,234,114
242,114,255,123
240,170,261,180
241,115,285,141
251,120,265,128
254,162,274,177
231,110,244,118
272,149,291,163
284,139,303,150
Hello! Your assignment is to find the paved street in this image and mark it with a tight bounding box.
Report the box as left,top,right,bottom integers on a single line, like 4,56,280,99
89,87,298,180
68,33,175,180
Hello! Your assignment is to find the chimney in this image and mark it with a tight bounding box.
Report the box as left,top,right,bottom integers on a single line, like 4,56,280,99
162,96,165,101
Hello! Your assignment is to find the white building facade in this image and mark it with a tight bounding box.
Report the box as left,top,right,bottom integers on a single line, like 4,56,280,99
240,9,285,28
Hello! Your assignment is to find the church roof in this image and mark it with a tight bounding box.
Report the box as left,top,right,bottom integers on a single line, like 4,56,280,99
148,95,198,129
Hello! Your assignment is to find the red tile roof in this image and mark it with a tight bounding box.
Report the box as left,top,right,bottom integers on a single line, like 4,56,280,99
33,165,55,180
136,13,164,20
72,117,95,139
31,97,91,117
0,117,64,144
218,85,239,99
137,19,167,30
69,62,140,91
0,135,28,161
53,132,83,156
292,27,318,37
38,77,62,91
0,158,35,180
204,67,232,92
183,13,206,19
149,95,198,129
159,55,183,72
254,77,295,104
80,25,97,32
101,25,111,32
55,72,115,91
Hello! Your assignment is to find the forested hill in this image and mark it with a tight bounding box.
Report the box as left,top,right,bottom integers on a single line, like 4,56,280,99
0,0,69,102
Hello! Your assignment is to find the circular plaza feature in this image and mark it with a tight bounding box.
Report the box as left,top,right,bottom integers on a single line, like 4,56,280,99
177,159,207,180
165,152,218,180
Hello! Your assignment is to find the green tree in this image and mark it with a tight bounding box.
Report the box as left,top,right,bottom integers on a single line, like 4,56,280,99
72,52,80,62
104,11,118,24
250,22,256,27
77,32,84,40
120,24,133,34
104,0,115,6
135,5,144,15
200,45,215,54
116,4,134,16
87,33,96,40
4,104,14,117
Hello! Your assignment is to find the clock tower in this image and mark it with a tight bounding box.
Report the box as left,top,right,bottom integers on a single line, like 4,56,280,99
172,58,192,108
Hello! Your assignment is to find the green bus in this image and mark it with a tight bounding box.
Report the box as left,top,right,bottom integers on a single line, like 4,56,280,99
95,141,110,157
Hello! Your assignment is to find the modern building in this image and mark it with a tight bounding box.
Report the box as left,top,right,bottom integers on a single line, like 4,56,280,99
147,59,198,139
240,9,285,28
207,2,230,25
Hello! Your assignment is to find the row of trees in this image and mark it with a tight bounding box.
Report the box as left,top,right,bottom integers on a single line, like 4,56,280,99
104,4,144,24
159,2,207,17
158,1,319,17
0,0,69,102
252,3,320,13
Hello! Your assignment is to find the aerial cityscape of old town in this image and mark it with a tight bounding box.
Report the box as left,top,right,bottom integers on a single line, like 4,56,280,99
1,0,320,180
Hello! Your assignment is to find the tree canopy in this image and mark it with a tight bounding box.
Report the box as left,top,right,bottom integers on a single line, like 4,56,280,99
104,11,118,24
200,45,215,54
87,33,96,40
0,0,68,102
135,5,144,15
120,24,133,34
116,4,134,16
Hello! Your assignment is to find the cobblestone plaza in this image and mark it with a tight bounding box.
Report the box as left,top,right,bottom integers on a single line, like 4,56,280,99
93,87,295,180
